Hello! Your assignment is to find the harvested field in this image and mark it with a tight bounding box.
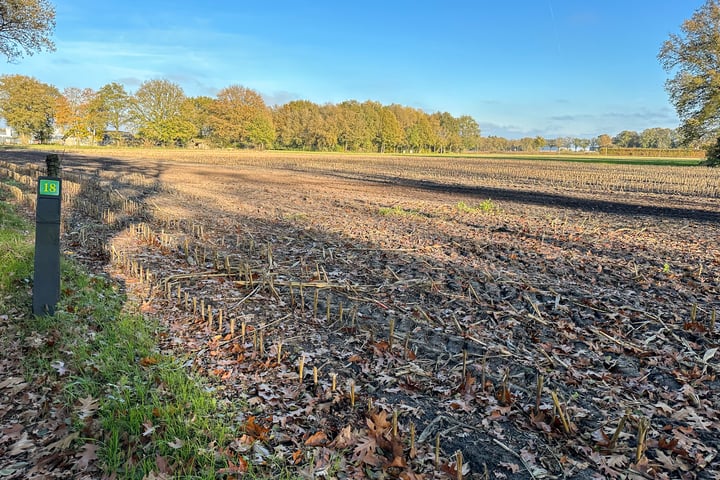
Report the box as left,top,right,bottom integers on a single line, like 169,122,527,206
1,148,719,479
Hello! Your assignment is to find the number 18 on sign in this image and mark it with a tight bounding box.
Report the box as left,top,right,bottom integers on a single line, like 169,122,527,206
39,179,60,196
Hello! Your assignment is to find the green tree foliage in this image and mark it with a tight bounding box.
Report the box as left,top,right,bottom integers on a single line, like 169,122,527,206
182,96,214,141
92,82,130,140
659,0,720,146
478,135,510,152
458,115,481,151
129,79,195,146
640,127,675,149
335,101,370,151
273,100,325,150
0,74,58,142
377,106,403,153
432,112,460,153
210,85,274,148
387,104,416,152
350,101,404,153
406,115,436,152
532,136,547,150
702,136,720,165
0,0,55,62
613,130,641,148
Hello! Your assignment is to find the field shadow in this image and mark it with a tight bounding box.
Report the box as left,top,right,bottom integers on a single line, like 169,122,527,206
281,166,720,224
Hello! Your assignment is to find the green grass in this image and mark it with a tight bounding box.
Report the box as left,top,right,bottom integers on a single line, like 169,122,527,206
0,186,243,479
455,199,498,214
378,205,420,216
0,198,33,292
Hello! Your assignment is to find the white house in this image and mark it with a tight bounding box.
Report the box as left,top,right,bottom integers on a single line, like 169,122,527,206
0,126,19,144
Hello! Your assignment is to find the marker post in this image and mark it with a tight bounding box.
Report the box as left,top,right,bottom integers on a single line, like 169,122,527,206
32,154,62,316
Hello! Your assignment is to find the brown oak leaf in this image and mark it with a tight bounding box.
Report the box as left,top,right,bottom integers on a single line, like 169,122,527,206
351,435,382,466
328,425,354,449
367,410,391,439
75,442,99,470
305,431,328,446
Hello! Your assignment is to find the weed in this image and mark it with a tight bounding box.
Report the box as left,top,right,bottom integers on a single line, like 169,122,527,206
455,199,498,214
283,212,308,222
378,205,419,216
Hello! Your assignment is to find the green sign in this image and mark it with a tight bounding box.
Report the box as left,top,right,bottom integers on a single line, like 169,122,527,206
39,179,60,196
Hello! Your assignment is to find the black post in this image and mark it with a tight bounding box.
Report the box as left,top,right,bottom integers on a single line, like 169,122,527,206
32,154,62,316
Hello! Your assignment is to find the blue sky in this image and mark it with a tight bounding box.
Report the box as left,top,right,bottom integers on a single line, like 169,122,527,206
1,0,706,139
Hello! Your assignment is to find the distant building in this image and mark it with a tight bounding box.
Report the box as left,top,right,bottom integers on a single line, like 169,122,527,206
0,126,19,144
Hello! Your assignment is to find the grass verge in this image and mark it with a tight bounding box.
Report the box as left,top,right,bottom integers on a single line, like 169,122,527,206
0,189,240,479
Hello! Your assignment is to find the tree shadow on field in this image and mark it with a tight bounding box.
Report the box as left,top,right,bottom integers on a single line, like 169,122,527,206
284,166,720,224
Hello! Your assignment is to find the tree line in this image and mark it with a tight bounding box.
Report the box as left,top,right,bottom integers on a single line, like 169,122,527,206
0,75,483,153
477,128,685,153
0,74,686,153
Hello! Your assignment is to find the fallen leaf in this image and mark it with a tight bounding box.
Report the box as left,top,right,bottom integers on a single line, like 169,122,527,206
386,454,408,468
77,396,100,419
590,428,611,447
305,431,328,446
367,410,391,439
140,303,156,313
50,360,68,375
654,402,674,415
46,431,79,452
156,455,171,474
244,416,269,441
351,435,381,466
217,456,248,475
1,424,24,441
0,377,26,389
385,436,407,468
702,347,718,363
140,356,159,367
605,454,628,468
167,437,184,449
9,432,34,456
75,443,99,470
142,421,156,437
654,449,679,471
328,425,354,449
